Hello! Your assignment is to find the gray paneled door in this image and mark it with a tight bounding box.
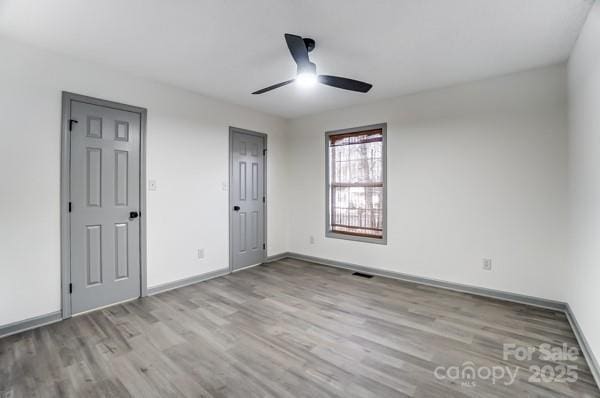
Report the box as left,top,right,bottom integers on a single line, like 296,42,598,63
69,100,141,314
231,130,266,271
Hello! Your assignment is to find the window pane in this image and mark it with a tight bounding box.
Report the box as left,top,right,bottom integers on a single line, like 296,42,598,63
328,128,384,239
331,141,383,184
331,186,383,237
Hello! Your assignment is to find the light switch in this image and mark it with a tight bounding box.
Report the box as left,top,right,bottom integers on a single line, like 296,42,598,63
148,180,157,191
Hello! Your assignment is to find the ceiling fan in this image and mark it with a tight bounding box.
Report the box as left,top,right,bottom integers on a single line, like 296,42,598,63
252,34,373,95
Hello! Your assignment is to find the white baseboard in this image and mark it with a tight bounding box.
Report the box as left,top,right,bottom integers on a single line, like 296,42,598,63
0,311,62,339
147,267,230,296
278,252,566,310
565,304,600,389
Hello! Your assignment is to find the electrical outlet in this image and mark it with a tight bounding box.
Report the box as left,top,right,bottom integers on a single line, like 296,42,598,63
197,249,204,259
309,235,315,244
482,258,492,271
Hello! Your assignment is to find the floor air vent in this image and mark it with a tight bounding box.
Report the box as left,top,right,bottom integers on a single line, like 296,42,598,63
352,272,373,279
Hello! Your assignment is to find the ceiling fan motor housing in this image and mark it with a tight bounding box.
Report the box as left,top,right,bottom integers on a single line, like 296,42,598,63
303,38,315,52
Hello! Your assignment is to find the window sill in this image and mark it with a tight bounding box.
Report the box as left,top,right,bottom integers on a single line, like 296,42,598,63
325,231,387,245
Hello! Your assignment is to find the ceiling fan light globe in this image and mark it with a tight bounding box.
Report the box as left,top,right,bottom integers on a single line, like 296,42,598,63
296,72,317,88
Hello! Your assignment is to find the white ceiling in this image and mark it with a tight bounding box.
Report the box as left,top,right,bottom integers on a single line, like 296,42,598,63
0,0,593,118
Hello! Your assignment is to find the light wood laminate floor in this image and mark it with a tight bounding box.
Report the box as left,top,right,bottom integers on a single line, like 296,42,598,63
1,258,599,397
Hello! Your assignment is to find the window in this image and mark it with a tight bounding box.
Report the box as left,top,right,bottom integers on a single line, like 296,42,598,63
326,124,386,244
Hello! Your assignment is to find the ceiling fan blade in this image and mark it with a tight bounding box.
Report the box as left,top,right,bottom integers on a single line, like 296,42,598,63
318,75,372,93
252,79,295,95
284,33,310,67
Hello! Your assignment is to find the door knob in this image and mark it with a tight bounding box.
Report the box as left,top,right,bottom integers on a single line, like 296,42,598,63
233,206,240,211
129,211,139,219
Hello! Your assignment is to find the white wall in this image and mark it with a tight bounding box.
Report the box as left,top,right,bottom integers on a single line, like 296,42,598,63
568,0,600,368
0,36,574,331
287,65,569,301
0,37,288,326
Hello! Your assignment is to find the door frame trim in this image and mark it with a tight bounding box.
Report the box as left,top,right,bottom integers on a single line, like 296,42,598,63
228,126,267,273
60,91,148,319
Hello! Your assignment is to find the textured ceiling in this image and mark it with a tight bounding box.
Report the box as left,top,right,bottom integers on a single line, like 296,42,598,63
0,0,593,118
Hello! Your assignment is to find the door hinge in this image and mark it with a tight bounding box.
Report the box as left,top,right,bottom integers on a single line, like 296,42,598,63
68,202,72,212
263,149,267,156
263,243,266,250
262,196,265,203
69,283,73,294
68,119,78,131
